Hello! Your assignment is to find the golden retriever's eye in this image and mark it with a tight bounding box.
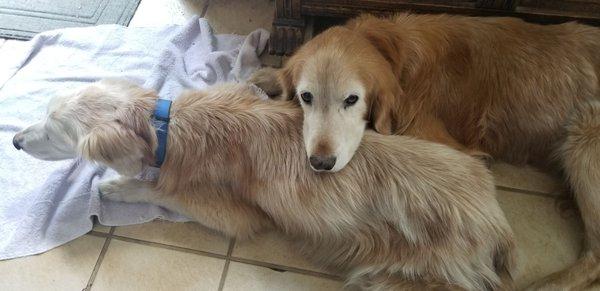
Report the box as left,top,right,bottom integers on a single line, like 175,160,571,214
300,92,313,104
344,95,359,108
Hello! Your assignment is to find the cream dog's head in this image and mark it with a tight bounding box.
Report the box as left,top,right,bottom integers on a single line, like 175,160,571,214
278,26,401,172
13,79,157,176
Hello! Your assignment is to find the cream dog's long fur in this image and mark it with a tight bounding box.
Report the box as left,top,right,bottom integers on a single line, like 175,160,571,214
14,80,515,290
250,13,600,289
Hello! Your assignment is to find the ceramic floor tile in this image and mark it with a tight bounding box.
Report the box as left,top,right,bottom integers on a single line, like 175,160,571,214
114,220,230,255
129,0,208,27
223,262,342,291
204,0,275,35
0,235,105,291
232,231,324,273
91,217,111,233
92,224,111,233
497,190,584,289
92,239,224,291
491,162,565,196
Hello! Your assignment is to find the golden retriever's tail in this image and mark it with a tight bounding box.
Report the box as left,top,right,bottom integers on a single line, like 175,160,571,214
527,100,600,290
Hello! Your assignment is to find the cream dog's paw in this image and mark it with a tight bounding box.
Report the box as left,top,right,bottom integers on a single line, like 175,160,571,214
98,179,130,202
99,178,157,204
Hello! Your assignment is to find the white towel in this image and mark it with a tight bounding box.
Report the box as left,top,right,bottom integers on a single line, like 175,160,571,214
0,17,269,260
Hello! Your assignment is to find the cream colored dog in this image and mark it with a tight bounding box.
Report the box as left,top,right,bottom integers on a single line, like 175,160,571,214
14,79,516,290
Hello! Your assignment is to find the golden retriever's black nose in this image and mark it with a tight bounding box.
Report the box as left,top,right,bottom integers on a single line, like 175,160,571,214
12,134,22,150
309,155,336,171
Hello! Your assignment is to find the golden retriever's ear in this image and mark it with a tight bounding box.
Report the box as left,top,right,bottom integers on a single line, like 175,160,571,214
278,65,297,101
79,120,153,176
370,94,395,135
278,54,309,102
369,82,402,135
348,15,405,77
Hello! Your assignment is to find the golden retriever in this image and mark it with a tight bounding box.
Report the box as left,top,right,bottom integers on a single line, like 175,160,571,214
250,13,600,290
14,79,515,290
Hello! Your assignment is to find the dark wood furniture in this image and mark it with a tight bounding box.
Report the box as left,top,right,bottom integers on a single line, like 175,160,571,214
269,0,600,55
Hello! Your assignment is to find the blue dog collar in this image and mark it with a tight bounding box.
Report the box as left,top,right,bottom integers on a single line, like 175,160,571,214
151,99,172,167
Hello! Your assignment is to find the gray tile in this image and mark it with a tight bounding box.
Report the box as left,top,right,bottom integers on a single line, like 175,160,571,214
92,224,111,233
0,235,105,291
232,231,324,273
223,262,342,291
204,0,275,35
492,162,565,196
114,220,230,255
129,0,209,27
92,239,225,291
498,190,584,289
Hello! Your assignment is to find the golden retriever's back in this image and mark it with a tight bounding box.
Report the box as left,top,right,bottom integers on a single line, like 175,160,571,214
346,13,600,165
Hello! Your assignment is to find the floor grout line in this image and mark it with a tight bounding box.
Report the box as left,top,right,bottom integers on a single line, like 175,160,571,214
217,238,236,291
84,227,115,291
495,185,561,198
229,257,343,281
92,231,341,281
87,231,111,238
110,234,228,260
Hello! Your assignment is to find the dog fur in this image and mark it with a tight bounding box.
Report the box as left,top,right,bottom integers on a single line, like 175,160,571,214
250,13,600,289
15,80,516,290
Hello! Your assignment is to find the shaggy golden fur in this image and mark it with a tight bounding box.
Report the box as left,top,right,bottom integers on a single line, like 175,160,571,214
250,13,600,290
16,80,516,290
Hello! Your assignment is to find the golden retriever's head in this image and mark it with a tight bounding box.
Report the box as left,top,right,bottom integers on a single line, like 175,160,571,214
278,26,402,172
13,79,157,176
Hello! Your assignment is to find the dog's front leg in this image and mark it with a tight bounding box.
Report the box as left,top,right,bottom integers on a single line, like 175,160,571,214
99,177,273,239
98,177,158,204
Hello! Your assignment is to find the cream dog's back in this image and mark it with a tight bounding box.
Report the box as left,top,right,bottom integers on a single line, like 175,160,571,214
19,80,516,289
275,131,516,289
149,84,516,289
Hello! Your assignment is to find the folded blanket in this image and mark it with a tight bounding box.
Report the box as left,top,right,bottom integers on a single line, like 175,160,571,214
0,17,269,260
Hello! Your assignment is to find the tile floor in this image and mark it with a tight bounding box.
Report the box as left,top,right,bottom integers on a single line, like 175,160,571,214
0,0,597,290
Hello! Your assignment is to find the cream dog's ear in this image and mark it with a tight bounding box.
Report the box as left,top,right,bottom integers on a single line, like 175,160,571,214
79,120,153,176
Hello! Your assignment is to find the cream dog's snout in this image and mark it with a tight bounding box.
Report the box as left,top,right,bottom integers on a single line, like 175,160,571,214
12,132,23,150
